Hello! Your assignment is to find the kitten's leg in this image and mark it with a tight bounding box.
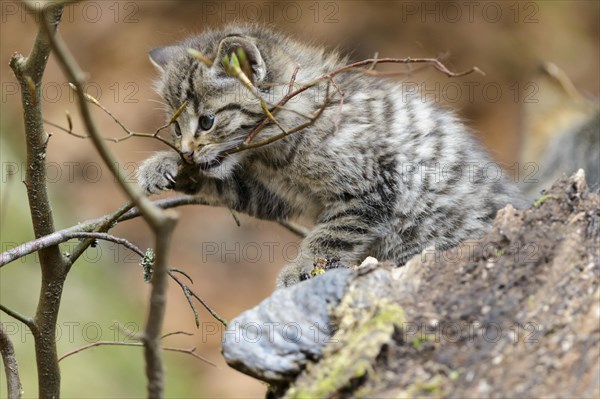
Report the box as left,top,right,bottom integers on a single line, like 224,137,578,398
208,175,294,220
276,207,379,288
137,152,294,221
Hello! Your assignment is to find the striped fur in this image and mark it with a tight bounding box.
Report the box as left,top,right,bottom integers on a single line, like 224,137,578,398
137,24,524,287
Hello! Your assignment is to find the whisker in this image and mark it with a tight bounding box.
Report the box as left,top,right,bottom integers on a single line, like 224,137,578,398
147,99,168,107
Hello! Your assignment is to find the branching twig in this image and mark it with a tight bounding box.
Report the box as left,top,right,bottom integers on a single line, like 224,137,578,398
227,82,333,154
58,88,185,155
39,7,178,397
0,231,143,267
68,201,134,266
168,271,228,327
0,305,35,332
161,331,193,340
0,197,202,269
169,271,200,327
0,323,23,399
234,56,482,152
2,194,307,267
8,3,68,397
335,56,484,78
58,341,215,367
168,268,194,284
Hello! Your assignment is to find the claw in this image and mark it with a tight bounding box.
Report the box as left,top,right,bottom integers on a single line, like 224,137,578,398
165,172,176,185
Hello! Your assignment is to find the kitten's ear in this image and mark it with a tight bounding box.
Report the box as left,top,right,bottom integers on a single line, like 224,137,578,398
149,46,180,72
213,36,267,83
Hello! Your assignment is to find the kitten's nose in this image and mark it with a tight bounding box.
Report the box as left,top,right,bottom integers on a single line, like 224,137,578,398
182,150,194,164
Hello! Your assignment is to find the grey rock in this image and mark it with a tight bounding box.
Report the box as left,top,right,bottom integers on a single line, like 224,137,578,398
221,268,353,383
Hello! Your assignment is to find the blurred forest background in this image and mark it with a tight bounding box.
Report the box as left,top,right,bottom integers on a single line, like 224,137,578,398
1,1,598,397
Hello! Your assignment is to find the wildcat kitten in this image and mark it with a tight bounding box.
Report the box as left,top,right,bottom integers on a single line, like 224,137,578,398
137,24,524,287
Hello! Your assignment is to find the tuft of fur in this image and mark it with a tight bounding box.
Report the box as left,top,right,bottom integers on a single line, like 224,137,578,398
137,24,524,287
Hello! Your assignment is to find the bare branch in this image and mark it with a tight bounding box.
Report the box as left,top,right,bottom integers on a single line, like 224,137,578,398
68,201,134,266
0,305,35,332
58,341,215,367
168,268,194,284
168,271,228,327
277,220,310,238
161,331,193,340
228,208,241,227
167,270,200,328
0,323,23,399
2,192,306,272
118,196,210,223
8,3,68,397
288,65,300,95
0,197,199,269
44,117,181,154
40,18,170,228
62,87,184,155
39,10,179,398
331,56,485,79
234,56,482,153
227,82,333,154
0,231,143,267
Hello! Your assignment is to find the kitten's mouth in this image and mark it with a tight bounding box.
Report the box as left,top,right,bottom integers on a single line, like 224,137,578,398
198,155,225,171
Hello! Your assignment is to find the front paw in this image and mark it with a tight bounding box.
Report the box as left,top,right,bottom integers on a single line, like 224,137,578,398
276,257,348,288
276,262,312,289
136,151,181,194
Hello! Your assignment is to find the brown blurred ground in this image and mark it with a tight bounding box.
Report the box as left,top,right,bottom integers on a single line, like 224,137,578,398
0,1,598,397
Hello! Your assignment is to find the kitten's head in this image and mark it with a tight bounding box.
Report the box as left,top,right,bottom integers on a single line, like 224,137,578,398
150,28,283,179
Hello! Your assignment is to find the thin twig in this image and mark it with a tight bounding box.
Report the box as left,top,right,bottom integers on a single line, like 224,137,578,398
168,271,228,327
277,220,310,238
0,197,200,269
228,208,241,227
0,230,143,267
71,232,144,256
44,117,181,154
288,65,300,95
332,56,485,78
169,271,200,327
237,56,481,150
0,305,35,332
68,201,135,267
1,195,306,269
58,341,215,366
168,268,194,284
161,331,193,340
227,83,332,154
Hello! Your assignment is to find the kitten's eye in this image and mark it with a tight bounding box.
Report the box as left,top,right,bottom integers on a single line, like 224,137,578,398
199,114,215,131
174,122,182,137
